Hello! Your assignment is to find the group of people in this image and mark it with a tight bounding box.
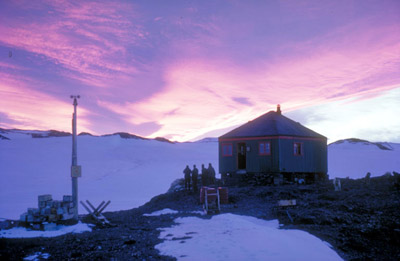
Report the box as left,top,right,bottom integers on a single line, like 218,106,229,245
183,163,216,192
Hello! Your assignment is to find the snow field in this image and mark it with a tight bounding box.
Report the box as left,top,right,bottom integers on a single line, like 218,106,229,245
0,133,218,219
1,132,399,220
328,141,400,178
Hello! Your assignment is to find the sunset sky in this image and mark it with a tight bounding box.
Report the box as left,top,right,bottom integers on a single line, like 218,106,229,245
0,0,399,142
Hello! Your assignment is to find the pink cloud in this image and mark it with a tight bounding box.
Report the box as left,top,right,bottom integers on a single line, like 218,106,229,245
2,1,399,142
0,61,25,71
0,72,93,133
0,0,143,88
99,21,400,141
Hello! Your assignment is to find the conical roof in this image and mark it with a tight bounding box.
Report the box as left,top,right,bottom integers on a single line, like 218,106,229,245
219,111,326,139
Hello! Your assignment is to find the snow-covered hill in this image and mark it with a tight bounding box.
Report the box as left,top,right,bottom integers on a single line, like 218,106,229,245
1,130,399,219
0,130,217,219
328,138,400,179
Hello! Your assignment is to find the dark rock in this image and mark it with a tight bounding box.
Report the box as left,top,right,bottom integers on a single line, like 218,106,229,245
78,132,94,136
123,239,136,245
71,252,82,258
102,132,146,140
0,134,10,140
154,137,174,143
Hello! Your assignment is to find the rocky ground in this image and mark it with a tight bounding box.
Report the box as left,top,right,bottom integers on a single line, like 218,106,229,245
1,175,400,260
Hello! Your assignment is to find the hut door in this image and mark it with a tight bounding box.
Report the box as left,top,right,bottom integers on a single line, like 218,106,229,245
237,143,246,170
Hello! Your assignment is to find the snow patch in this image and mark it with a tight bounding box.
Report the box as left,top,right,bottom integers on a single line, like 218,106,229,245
189,210,206,215
143,209,207,217
0,222,93,238
23,252,50,260
143,208,179,216
156,213,342,260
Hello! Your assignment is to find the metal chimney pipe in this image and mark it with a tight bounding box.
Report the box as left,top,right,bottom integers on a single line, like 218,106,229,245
277,104,282,115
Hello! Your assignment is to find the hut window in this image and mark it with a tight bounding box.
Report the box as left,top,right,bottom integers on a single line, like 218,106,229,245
259,142,271,155
294,142,302,156
222,144,233,156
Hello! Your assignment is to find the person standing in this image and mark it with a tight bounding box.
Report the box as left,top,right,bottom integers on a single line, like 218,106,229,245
183,165,191,191
208,163,216,185
201,164,208,186
192,165,199,193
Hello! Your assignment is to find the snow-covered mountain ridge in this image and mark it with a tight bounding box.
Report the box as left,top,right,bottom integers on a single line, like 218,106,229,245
328,138,399,179
329,138,396,151
0,128,174,143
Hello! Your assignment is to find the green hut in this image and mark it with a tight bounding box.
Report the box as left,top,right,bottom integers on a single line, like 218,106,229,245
218,105,327,184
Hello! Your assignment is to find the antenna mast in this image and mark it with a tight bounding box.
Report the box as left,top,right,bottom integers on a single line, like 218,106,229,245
70,95,81,220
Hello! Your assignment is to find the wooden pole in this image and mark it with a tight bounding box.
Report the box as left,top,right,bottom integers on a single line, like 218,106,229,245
80,201,93,215
93,201,106,215
98,200,111,214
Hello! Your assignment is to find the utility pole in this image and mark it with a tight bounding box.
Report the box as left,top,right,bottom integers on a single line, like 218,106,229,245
70,95,81,220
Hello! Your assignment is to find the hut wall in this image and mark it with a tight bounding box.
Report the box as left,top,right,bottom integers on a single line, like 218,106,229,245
219,137,327,175
219,138,280,174
244,139,280,173
278,138,327,173
219,141,236,174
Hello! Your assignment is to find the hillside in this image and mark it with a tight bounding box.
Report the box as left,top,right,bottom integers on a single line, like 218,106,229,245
1,130,399,220
0,130,218,219
1,175,400,260
1,130,400,260
328,138,400,178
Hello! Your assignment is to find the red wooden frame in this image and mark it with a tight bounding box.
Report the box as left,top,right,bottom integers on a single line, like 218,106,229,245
221,143,233,157
293,142,303,156
258,141,271,155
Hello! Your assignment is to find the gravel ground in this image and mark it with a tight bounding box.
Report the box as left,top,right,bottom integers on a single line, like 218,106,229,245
1,175,399,260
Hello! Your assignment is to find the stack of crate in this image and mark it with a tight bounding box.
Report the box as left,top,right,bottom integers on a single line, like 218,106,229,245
20,194,75,224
